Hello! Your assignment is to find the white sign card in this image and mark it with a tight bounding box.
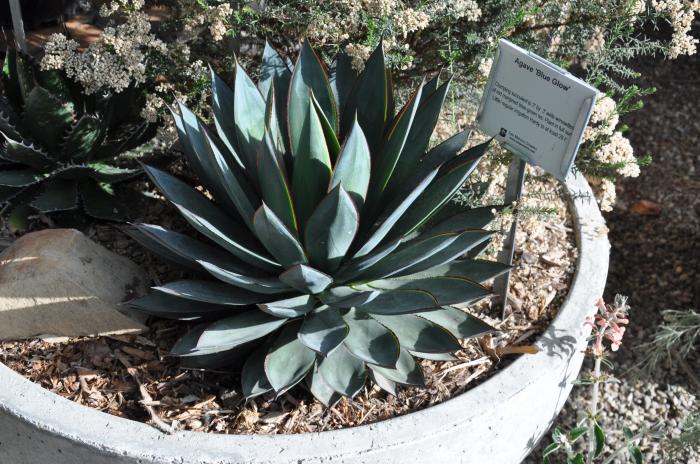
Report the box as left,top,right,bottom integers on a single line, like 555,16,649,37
477,39,599,181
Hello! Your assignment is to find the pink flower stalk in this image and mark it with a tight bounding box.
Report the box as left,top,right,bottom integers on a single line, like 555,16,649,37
584,296,630,356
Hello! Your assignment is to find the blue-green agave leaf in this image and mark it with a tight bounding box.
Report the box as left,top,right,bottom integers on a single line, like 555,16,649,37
253,203,307,268
419,306,496,340
61,114,102,161
298,306,348,355
370,276,490,307
197,259,291,295
307,363,342,407
342,308,400,367
130,292,233,320
242,342,274,399
197,310,288,351
387,145,488,239
409,351,458,361
396,230,495,277
128,223,250,275
319,286,379,308
369,370,397,395
21,86,74,153
384,81,450,200
304,185,359,273
364,82,423,220
143,164,280,272
368,347,424,386
279,264,333,294
0,169,45,187
372,314,461,353
341,43,388,151
233,62,266,181
329,51,357,118
328,118,371,209
395,259,511,284
152,280,270,306
264,320,316,394
210,67,239,158
257,131,297,232
291,96,333,230
353,166,440,259
318,343,366,397
288,40,338,158
258,295,315,318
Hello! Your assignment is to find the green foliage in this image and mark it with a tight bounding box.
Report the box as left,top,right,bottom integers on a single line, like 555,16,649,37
664,408,700,461
0,49,155,225
636,309,700,377
130,41,506,405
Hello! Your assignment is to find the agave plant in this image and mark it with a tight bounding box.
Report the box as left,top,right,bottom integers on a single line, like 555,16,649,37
0,49,155,225
129,40,509,406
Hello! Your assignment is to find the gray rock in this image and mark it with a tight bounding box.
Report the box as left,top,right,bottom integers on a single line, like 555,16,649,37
0,228,148,340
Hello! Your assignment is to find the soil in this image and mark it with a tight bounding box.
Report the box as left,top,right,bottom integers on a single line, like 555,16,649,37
0,153,577,435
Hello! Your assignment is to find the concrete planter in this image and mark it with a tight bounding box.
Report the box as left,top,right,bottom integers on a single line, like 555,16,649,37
0,173,609,464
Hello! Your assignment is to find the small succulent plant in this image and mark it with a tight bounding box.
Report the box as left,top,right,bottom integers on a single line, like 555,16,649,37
129,41,507,406
0,49,155,226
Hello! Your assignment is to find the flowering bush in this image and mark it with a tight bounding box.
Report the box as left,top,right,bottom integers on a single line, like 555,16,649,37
36,0,700,211
544,298,700,462
543,296,657,463
41,1,167,95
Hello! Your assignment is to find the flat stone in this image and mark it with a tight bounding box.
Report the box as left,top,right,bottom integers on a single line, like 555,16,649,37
0,229,148,340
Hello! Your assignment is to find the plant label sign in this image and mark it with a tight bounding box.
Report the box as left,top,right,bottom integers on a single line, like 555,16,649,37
477,39,599,181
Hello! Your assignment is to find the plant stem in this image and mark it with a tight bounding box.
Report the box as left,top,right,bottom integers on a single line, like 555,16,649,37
600,431,645,464
587,356,602,464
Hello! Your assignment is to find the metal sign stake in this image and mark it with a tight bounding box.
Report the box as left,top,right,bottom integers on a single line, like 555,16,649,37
9,0,28,54
493,155,527,319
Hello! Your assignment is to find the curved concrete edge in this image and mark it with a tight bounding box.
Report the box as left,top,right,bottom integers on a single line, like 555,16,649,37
0,173,610,464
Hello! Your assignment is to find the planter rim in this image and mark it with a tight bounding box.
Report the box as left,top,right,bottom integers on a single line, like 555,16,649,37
0,172,610,464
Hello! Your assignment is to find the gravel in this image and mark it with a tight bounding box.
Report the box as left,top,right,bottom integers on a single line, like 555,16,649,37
524,25,700,464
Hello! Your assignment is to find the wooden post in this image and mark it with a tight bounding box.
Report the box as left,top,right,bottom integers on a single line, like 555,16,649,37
8,0,28,54
493,155,527,319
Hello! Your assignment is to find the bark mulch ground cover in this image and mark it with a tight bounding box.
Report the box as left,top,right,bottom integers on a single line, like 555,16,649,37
0,164,577,434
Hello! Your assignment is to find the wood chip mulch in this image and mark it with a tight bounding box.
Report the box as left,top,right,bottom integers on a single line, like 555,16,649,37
0,163,577,435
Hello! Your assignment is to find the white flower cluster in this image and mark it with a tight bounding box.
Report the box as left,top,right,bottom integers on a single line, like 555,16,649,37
181,2,233,42
396,8,431,38
595,132,641,178
99,0,145,17
140,92,164,123
584,28,606,57
584,95,619,141
307,10,356,45
41,10,165,94
207,3,234,41
433,0,482,21
630,0,647,15
596,178,617,212
477,57,493,78
651,0,700,57
345,43,372,71
361,0,397,17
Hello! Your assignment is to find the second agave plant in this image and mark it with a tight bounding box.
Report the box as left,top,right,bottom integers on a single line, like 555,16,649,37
0,49,155,226
129,40,508,406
